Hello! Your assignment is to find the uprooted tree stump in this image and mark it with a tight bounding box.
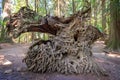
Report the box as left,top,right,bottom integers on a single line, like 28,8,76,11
6,7,107,76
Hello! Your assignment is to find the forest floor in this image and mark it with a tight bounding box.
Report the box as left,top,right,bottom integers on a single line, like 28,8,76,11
0,41,120,80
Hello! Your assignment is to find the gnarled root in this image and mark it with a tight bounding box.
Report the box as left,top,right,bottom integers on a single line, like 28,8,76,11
23,40,107,76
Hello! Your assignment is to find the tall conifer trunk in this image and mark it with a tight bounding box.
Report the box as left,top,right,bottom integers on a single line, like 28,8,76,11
106,0,120,52
102,0,106,32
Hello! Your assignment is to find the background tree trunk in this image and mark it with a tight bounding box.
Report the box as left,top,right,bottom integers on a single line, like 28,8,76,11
102,0,106,32
0,0,12,42
25,0,29,7
57,0,60,17
93,1,97,27
72,0,75,13
106,0,120,52
2,0,11,18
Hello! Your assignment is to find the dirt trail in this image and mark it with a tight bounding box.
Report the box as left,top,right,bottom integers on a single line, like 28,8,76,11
0,41,120,80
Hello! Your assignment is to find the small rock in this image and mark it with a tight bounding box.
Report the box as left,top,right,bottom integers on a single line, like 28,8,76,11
4,69,13,74
16,67,27,72
16,67,21,72
21,72,25,75
2,59,12,65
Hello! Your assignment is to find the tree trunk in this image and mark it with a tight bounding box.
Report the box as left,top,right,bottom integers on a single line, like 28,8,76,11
94,4,97,26
72,0,75,13
43,0,48,40
101,0,106,32
44,0,47,15
2,0,11,18
0,0,13,42
106,0,120,52
57,0,60,17
25,0,29,7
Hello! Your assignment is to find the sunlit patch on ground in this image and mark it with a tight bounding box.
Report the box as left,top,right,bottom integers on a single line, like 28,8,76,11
0,55,12,65
107,53,120,58
95,41,105,44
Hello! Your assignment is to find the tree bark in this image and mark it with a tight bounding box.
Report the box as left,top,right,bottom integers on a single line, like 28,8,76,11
0,0,13,42
2,0,11,18
25,0,29,7
106,0,120,52
94,4,97,26
102,0,106,32
72,0,75,13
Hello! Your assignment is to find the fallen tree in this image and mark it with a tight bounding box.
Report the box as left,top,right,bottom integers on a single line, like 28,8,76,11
6,7,107,76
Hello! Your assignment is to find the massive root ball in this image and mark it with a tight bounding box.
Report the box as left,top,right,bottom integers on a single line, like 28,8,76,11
7,7,106,76
23,24,105,76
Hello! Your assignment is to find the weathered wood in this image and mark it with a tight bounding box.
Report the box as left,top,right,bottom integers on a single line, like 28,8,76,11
7,7,107,76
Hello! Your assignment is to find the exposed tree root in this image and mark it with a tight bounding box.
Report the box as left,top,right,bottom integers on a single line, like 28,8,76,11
23,23,106,76
23,42,106,76
7,7,107,76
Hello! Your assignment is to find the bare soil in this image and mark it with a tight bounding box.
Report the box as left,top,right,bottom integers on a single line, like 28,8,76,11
0,41,120,80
